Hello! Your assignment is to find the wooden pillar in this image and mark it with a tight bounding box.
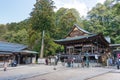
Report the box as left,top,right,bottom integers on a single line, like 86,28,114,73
30,54,32,63
34,54,37,63
3,54,6,64
91,46,93,54
64,46,66,54
81,45,84,55
17,53,20,65
69,48,70,55
73,46,74,54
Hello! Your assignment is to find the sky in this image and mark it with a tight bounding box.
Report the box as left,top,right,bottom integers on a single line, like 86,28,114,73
0,0,106,24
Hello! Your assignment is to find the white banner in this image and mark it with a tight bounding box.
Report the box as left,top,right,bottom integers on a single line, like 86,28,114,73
37,58,45,64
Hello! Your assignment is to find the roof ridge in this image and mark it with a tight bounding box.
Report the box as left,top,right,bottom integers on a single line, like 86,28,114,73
74,24,92,34
0,41,27,47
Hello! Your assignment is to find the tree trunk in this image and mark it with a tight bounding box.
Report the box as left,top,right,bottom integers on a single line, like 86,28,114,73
40,30,44,58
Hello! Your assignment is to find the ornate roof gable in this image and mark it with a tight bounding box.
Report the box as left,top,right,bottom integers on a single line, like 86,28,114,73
66,24,92,38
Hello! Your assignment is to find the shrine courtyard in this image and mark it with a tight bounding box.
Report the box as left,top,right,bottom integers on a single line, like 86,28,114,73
0,64,120,80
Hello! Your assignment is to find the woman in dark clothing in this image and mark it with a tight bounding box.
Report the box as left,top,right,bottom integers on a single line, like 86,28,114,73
45,58,48,65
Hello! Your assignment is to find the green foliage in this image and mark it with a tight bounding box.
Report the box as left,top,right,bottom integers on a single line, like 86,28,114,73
0,19,31,44
6,19,30,32
44,33,58,56
30,0,55,32
30,0,56,57
86,1,120,43
0,24,7,39
2,29,28,44
28,28,41,49
0,0,120,57
55,8,80,39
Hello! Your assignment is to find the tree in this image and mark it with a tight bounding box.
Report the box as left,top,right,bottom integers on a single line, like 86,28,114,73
87,3,108,34
86,0,120,43
30,0,55,58
30,0,55,32
2,29,28,45
55,8,80,39
0,24,7,40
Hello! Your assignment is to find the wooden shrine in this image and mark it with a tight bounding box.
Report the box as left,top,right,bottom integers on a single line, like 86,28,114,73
54,24,110,64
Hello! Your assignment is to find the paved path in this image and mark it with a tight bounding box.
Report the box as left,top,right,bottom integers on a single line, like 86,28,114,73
23,67,115,80
0,64,64,80
87,69,120,80
0,64,118,80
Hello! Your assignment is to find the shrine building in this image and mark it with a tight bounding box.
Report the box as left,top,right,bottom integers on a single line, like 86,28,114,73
54,24,110,63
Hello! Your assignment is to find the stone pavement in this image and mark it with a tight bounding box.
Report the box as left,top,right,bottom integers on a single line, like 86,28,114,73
0,63,118,80
0,64,65,80
87,69,120,80
23,66,115,80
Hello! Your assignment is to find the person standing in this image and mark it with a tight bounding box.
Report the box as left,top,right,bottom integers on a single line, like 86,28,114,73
55,55,58,65
67,58,71,67
116,59,120,69
45,58,48,65
3,62,7,71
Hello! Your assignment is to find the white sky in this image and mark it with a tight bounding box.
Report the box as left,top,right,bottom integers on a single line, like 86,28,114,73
0,0,106,24
53,0,106,17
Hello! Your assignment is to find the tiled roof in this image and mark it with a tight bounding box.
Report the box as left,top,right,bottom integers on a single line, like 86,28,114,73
0,41,27,52
55,34,97,42
74,24,92,34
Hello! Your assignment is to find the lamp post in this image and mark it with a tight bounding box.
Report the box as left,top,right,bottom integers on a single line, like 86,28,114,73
86,52,89,67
